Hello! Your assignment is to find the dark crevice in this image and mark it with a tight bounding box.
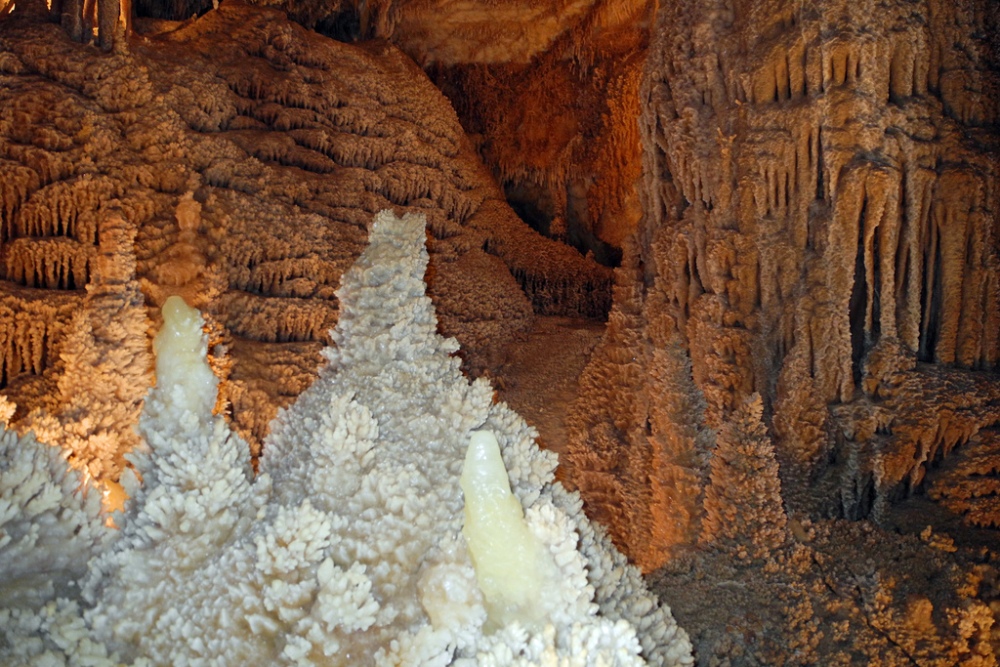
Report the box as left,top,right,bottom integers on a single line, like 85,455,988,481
849,197,869,385
918,227,943,361
506,192,621,268
871,223,882,344
816,126,825,200
315,10,363,43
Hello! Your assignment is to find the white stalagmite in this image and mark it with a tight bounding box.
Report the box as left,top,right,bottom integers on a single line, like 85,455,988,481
0,210,693,666
460,429,553,631
151,294,219,419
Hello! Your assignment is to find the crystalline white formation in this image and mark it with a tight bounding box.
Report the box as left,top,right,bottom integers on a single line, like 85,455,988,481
0,210,693,666
460,429,555,632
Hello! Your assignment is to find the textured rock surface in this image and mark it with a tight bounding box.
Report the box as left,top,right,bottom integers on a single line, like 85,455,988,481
562,0,1000,662
565,0,1000,556
426,0,650,263
632,0,1000,420
0,4,610,471
118,0,655,264
0,210,693,666
2,0,1000,663
359,0,653,263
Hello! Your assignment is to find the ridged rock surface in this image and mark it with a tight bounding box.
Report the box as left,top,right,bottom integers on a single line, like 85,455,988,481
0,4,611,473
565,0,1000,565
563,0,1000,662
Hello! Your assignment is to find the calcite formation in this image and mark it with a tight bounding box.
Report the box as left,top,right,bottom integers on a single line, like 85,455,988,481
105,0,655,264
562,0,1000,662
564,0,1000,558
368,0,654,262
0,210,692,666
0,3,610,475
2,0,1000,664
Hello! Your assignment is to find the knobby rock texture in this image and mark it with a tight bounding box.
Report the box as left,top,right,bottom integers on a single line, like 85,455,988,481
0,4,610,477
566,0,1000,561
563,0,1000,663
422,0,652,265
220,0,655,265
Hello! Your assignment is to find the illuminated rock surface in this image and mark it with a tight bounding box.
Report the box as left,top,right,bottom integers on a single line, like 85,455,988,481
560,0,1000,662
0,3,610,463
0,210,691,665
1,0,999,664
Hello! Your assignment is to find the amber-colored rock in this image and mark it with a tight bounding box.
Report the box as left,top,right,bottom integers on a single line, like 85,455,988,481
122,0,655,263
276,0,655,262
639,0,998,407
566,0,1000,555
563,0,1000,661
0,4,609,469
562,241,713,572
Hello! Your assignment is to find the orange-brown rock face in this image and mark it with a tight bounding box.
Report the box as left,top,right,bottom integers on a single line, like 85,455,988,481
0,4,610,475
564,2,1000,659
58,0,654,264
564,0,1000,568
435,45,646,264
404,0,652,264
640,0,999,412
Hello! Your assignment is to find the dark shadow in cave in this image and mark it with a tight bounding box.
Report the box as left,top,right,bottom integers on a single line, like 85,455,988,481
315,9,362,42
507,196,622,269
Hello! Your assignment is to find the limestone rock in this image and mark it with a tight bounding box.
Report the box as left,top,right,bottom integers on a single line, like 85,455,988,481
0,4,608,462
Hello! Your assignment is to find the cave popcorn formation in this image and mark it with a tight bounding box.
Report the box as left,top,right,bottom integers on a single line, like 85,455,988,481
0,210,693,666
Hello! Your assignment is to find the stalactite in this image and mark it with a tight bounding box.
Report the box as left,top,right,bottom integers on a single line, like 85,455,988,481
0,293,76,388
216,292,337,343
12,177,116,243
567,1,1000,586
0,163,39,242
3,238,92,290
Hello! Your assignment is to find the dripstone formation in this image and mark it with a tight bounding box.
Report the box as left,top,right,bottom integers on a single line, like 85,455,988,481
562,0,1000,663
0,4,610,473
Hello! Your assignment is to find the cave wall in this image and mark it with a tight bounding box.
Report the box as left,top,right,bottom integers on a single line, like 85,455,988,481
563,0,1000,571
0,5,610,479
641,0,999,413
339,0,655,264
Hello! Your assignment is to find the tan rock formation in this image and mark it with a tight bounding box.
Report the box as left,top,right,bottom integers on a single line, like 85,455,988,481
562,0,1000,661
2,0,999,662
565,0,1000,551
639,0,998,408
654,520,996,666
244,0,654,263
24,0,654,264
562,241,713,572
0,3,609,464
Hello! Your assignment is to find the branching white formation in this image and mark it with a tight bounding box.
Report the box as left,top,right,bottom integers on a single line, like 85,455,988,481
0,210,693,666
0,427,114,665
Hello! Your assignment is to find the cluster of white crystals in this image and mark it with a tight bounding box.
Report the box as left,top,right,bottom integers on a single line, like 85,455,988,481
0,210,692,666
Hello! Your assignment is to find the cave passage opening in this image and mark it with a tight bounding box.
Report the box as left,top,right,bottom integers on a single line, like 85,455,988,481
505,189,622,269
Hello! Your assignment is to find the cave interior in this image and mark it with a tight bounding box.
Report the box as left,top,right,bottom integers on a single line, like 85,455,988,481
0,0,999,663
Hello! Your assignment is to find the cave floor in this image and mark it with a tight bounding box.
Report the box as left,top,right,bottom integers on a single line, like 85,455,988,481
492,316,605,455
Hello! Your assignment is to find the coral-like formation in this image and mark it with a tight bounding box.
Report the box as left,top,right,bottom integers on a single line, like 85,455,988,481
0,210,692,666
19,212,151,489
0,3,610,465
3,0,999,663
0,426,110,611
